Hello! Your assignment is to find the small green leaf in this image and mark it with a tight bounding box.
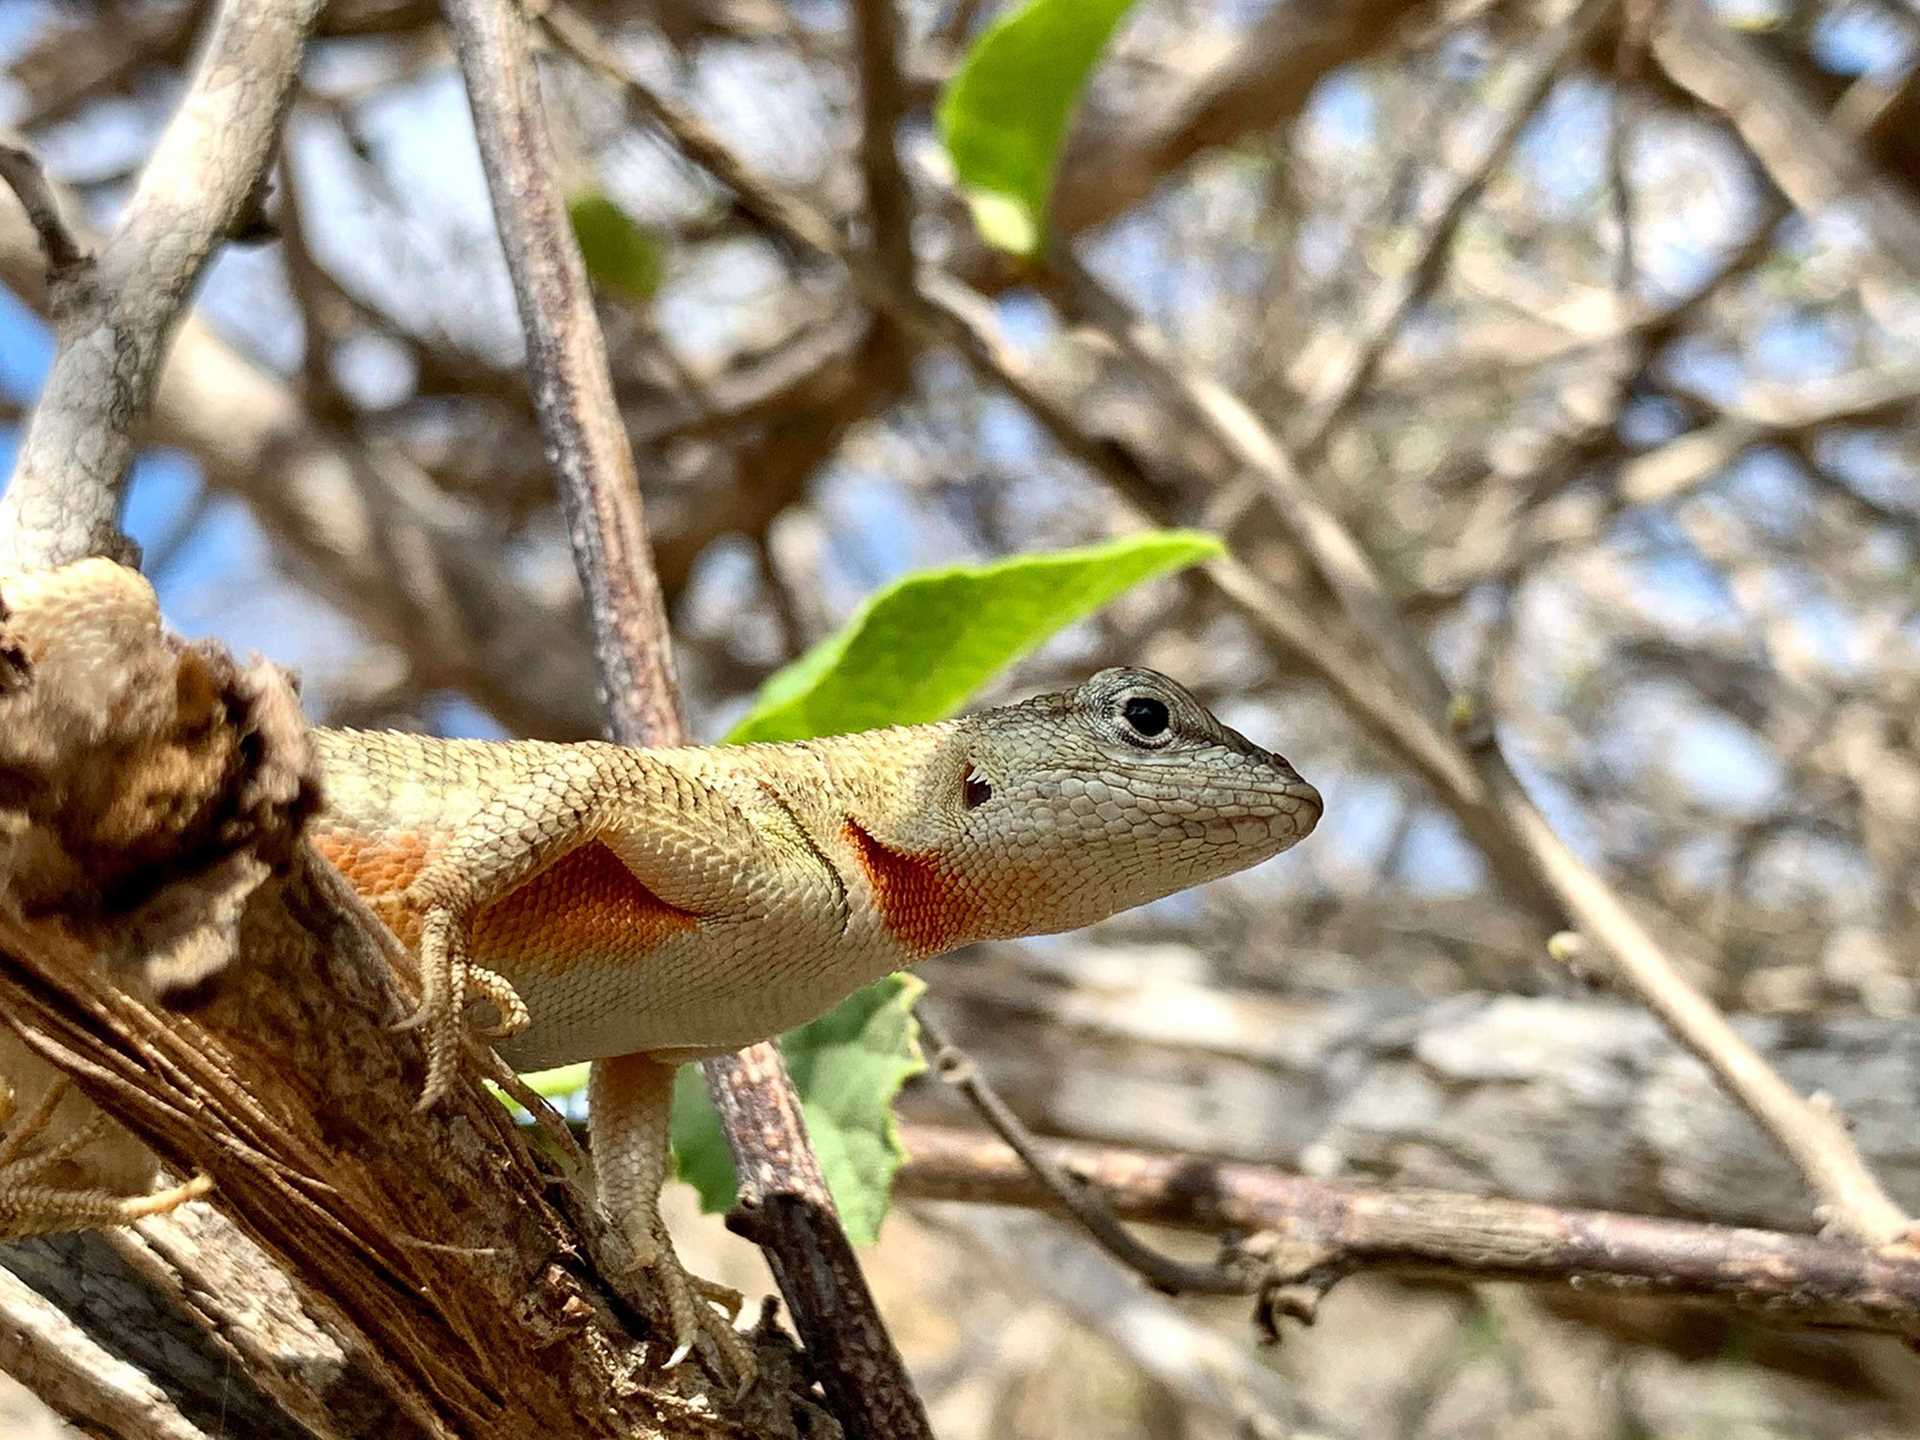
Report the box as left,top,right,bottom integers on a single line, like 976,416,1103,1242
724,530,1223,745
780,975,927,1244
522,1062,591,1099
568,190,664,302
669,975,927,1244
670,1061,737,1213
938,0,1140,256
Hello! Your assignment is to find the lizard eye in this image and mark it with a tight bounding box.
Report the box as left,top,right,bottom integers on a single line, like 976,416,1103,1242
962,765,993,809
1120,695,1171,743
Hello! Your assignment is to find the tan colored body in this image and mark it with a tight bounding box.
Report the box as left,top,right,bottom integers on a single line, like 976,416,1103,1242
308,677,1321,1074
314,671,1324,1383
311,731,909,1066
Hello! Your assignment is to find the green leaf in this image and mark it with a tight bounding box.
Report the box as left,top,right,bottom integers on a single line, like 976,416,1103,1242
937,0,1140,256
568,190,664,302
724,530,1223,745
521,1063,592,1099
669,1060,737,1214
669,975,927,1245
781,974,927,1244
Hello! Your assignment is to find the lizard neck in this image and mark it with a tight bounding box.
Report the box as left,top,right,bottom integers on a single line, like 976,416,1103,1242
746,725,1004,961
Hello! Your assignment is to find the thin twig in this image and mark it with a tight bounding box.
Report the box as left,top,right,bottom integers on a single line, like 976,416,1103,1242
849,0,916,287
440,1,932,1431
896,1122,1920,1340
914,1004,1251,1296
0,139,87,282
1606,0,1647,301
0,0,326,573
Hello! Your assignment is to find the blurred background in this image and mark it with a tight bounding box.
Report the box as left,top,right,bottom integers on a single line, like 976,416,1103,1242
3,0,1919,1434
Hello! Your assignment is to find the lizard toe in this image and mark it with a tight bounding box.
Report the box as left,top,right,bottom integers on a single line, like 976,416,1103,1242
464,965,531,1040
622,1226,758,1393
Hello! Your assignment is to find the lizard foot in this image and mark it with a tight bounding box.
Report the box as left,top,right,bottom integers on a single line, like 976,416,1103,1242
398,909,529,1108
1,1076,213,1239
621,1218,759,1397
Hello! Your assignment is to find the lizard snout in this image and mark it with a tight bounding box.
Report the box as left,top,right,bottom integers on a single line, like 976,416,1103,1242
1246,743,1322,834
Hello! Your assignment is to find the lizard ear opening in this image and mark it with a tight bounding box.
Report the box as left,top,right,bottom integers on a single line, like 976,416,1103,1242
962,764,992,810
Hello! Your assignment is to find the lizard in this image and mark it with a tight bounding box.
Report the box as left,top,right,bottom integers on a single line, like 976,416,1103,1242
304,667,1322,1385
0,565,1322,1386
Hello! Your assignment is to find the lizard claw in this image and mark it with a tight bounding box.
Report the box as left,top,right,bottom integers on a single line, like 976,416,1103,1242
1,1077,216,1239
402,908,530,1109
464,966,531,1040
616,1217,759,1394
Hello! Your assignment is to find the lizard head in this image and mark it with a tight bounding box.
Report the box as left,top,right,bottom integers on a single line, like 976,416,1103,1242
841,668,1321,951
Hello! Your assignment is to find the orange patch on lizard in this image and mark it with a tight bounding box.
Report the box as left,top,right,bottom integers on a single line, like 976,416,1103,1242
844,819,976,957
470,840,699,972
310,829,438,949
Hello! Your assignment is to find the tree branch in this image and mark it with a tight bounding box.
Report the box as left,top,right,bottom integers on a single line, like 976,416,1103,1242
0,0,326,572
896,1123,1920,1340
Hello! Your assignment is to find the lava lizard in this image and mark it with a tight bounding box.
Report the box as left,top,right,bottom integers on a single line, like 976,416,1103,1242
0,566,1322,1387
306,668,1321,1381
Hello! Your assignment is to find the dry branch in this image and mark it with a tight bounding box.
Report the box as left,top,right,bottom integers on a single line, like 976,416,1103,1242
0,0,326,572
896,1124,1920,1341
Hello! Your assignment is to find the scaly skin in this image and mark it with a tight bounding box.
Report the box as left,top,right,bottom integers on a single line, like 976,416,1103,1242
308,668,1321,1385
